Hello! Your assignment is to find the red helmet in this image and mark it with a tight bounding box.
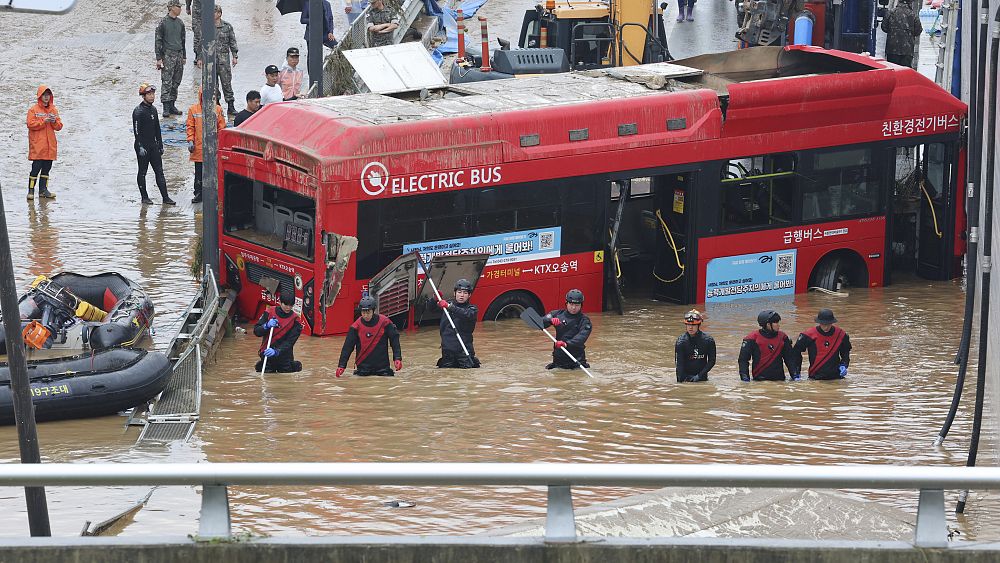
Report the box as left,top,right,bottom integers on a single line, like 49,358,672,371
139,83,156,96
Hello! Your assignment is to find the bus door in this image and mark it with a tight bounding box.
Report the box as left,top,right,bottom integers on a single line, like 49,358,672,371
651,172,693,302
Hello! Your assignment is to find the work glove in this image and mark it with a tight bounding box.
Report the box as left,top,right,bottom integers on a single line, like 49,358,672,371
335,367,345,378
187,141,195,153
555,340,566,348
265,318,279,329
550,317,562,327
159,146,164,156
685,375,701,383
437,299,449,309
394,359,403,371
138,146,147,158
839,364,848,378
263,347,278,357
791,374,801,381
740,374,751,382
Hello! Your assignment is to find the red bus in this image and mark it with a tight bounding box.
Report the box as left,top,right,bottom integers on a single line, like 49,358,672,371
217,46,966,335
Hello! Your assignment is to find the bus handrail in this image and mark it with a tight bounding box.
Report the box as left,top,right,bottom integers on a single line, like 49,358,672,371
2,462,994,546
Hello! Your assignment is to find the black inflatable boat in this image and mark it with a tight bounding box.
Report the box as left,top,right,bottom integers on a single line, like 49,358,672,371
0,348,171,424
0,272,154,354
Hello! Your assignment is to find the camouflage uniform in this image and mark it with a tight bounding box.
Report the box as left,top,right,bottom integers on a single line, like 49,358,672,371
187,0,202,60
880,0,922,68
215,19,239,107
366,5,399,47
155,13,186,107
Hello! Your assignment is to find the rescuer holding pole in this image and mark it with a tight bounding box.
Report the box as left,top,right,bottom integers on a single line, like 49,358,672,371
738,310,800,382
674,309,716,382
792,309,852,380
437,279,480,368
543,289,592,370
336,296,403,377
254,290,303,373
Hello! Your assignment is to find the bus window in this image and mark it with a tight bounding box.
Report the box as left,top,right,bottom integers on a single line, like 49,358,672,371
803,147,882,221
720,154,796,231
223,172,316,260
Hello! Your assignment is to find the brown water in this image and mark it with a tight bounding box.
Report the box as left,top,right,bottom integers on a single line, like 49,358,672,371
0,0,994,542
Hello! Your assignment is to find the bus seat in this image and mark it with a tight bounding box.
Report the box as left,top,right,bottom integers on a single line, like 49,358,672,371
274,206,293,236
293,212,314,232
255,201,275,234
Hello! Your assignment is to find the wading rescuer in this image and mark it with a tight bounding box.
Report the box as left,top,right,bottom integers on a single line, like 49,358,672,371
254,290,302,373
675,309,715,382
793,309,852,380
544,289,592,370
738,310,800,382
437,279,480,368
336,296,402,377
133,83,175,205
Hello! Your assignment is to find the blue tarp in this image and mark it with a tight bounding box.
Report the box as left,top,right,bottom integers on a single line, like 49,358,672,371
433,0,491,55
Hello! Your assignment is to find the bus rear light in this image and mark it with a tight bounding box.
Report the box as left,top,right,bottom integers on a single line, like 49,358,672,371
303,280,314,329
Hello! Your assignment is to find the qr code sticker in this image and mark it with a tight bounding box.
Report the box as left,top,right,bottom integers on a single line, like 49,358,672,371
776,253,794,276
539,231,555,251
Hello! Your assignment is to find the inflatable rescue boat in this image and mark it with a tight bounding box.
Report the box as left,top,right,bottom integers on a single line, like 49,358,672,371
0,347,172,424
0,272,154,354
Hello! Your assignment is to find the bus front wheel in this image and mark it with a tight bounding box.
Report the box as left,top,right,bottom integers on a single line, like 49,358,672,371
809,252,868,292
483,290,542,322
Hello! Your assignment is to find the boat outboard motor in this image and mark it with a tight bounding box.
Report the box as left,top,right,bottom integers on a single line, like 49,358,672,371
21,276,107,350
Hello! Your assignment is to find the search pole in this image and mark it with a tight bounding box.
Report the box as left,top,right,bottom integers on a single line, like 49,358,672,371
0,182,51,536
308,0,324,96
202,0,219,282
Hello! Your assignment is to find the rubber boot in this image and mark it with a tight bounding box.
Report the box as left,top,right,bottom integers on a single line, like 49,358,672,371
227,102,237,116
676,6,685,22
38,175,55,199
172,103,184,116
191,189,202,204
27,175,36,200
138,183,153,205
686,4,695,21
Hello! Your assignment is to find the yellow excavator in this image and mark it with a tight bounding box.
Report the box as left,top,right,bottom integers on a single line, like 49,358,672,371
451,0,671,83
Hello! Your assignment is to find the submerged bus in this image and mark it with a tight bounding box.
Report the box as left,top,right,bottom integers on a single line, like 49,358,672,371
217,45,966,336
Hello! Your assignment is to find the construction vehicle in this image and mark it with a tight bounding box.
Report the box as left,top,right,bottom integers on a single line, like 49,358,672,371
736,0,879,53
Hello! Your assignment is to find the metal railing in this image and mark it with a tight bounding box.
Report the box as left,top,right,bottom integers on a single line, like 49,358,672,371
2,463,999,547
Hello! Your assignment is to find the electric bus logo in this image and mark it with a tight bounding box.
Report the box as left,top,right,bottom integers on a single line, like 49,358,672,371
361,161,389,196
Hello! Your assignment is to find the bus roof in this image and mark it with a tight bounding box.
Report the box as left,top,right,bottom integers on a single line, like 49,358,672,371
223,46,966,181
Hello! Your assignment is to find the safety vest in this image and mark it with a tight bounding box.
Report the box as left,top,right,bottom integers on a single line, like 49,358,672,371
745,329,788,377
351,314,391,365
802,326,846,376
259,306,297,353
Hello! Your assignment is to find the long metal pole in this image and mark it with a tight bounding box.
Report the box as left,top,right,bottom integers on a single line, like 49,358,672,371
0,182,50,536
308,0,324,96
202,0,219,283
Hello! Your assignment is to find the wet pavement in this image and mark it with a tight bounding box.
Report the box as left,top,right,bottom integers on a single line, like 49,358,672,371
0,0,995,542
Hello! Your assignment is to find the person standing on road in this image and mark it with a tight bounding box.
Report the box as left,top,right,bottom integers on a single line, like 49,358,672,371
676,0,695,22
675,309,716,382
234,90,261,126
278,47,307,101
343,0,370,25
260,65,284,105
25,85,62,201
132,83,175,206
792,309,852,380
366,0,399,47
186,0,201,61
336,296,403,377
254,289,303,373
880,0,922,68
209,5,240,116
156,0,187,116
185,89,227,204
738,310,800,382
436,279,480,369
543,289,592,370
301,0,339,49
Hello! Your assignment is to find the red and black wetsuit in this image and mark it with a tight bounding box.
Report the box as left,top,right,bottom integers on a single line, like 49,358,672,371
253,306,302,373
793,326,852,380
738,328,799,381
338,314,402,376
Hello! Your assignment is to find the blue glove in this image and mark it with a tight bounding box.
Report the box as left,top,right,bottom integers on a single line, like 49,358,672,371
740,374,751,382
263,347,278,357
265,318,279,329
839,364,848,378
791,374,801,381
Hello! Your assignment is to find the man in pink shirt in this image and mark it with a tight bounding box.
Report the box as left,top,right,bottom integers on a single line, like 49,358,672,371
278,47,307,100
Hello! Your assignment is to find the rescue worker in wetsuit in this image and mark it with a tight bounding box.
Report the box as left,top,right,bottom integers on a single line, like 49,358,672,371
738,310,800,382
792,308,852,380
132,83,175,205
253,289,303,373
336,296,402,377
436,278,480,368
543,289,592,370
675,309,716,382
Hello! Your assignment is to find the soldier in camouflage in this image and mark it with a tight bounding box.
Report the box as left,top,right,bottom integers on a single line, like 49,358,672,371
156,0,186,116
880,0,922,68
186,0,201,62
366,0,399,48
212,5,240,115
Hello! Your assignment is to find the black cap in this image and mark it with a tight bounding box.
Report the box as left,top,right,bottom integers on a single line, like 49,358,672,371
265,64,280,74
280,289,295,306
286,47,300,56
815,309,837,324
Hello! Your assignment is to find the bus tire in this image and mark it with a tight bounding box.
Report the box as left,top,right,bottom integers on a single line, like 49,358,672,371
809,252,868,292
483,291,542,322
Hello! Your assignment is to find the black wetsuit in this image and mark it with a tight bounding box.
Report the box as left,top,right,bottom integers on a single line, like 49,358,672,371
437,300,480,368
543,309,592,369
793,326,852,380
675,330,716,382
253,306,302,373
738,328,799,381
132,101,170,201
338,314,402,376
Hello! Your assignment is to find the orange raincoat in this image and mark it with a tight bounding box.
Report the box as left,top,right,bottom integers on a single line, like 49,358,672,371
26,85,63,161
185,95,227,163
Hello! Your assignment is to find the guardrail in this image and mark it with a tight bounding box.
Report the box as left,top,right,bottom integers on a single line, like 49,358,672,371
2,463,997,547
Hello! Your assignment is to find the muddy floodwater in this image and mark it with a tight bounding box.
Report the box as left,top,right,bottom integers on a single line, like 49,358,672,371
0,0,995,543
